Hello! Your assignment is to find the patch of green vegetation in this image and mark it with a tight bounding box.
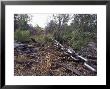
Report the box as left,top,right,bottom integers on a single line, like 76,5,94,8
53,28,96,51
68,30,96,51
14,29,30,42
44,34,53,42
31,35,44,42
31,34,53,44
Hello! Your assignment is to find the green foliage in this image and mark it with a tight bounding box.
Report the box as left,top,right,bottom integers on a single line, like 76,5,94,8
14,14,31,31
71,14,97,32
53,27,96,51
67,30,97,51
69,35,87,50
14,14,97,51
31,34,53,44
53,31,66,44
14,29,30,42
45,14,97,51
31,35,44,43
44,34,53,42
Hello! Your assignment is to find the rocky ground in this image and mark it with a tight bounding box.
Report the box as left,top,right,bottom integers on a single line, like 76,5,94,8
14,41,97,76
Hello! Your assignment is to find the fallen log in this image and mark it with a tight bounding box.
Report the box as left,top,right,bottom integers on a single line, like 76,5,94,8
53,39,96,72
77,55,88,62
84,62,96,72
14,43,25,48
53,39,88,62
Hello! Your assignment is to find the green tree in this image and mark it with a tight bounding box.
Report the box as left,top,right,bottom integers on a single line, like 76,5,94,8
14,14,31,31
69,14,97,50
53,14,70,30
71,14,97,32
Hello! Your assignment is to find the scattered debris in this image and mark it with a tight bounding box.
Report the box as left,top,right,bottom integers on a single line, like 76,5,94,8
14,40,97,76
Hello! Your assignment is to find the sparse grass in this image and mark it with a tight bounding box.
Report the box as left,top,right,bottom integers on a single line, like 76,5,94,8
31,34,53,44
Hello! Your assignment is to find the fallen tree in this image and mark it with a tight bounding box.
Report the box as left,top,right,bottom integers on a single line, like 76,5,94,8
53,39,96,72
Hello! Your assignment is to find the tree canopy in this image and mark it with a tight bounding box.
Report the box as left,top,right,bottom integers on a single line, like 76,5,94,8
14,14,32,31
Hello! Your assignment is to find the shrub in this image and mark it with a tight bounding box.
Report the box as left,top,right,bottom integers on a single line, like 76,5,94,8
14,29,30,42
67,30,97,51
52,29,96,51
44,34,53,42
31,35,44,42
53,31,66,44
31,34,53,44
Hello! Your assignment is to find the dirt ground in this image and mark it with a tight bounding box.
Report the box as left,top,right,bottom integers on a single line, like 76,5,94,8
14,41,96,76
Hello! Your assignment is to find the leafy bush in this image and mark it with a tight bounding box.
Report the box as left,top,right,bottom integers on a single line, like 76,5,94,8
31,35,44,42
44,34,53,42
14,29,30,42
53,31,66,44
67,30,96,51
52,28,96,51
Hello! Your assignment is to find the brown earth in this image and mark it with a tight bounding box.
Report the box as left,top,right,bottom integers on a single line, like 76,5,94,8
14,41,96,76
